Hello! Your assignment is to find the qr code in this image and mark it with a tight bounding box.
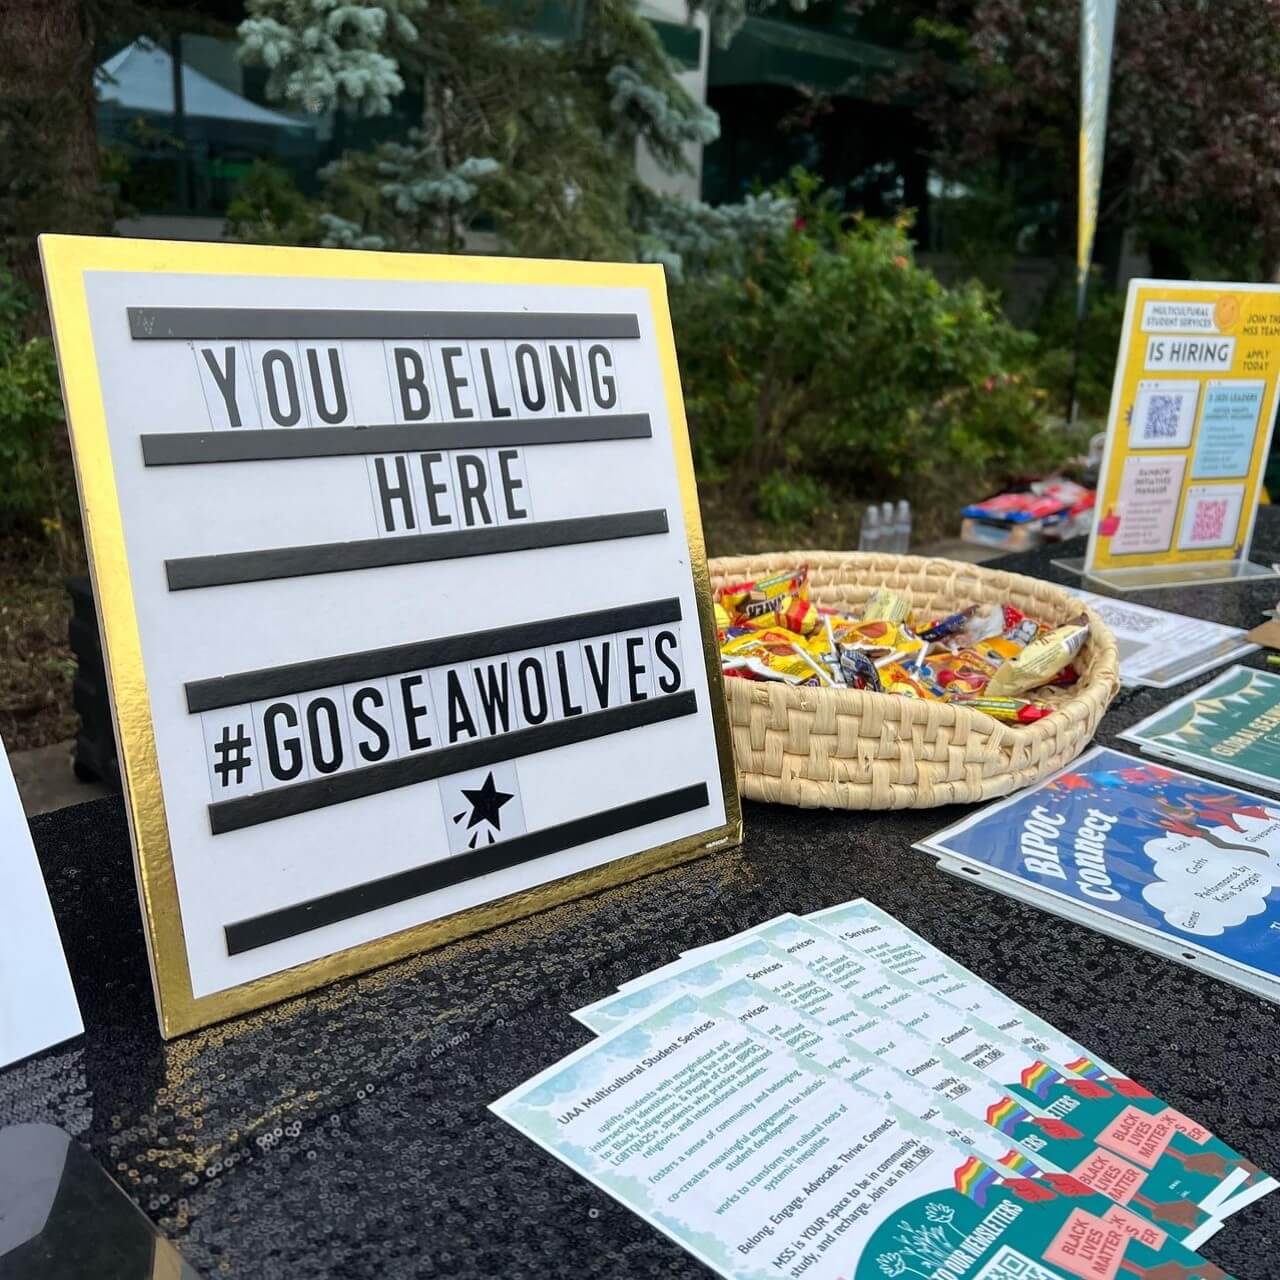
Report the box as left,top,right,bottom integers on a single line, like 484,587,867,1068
1141,394,1182,440
1095,604,1160,634
1191,499,1229,543
976,1247,1064,1280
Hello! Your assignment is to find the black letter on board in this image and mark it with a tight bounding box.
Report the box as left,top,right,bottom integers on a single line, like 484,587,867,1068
548,344,583,414
306,697,344,774
587,344,617,409
555,650,583,717
653,630,682,693
374,455,416,533
447,671,478,742
201,347,241,428
473,663,514,735
399,675,434,750
307,347,349,424
625,636,649,702
351,687,391,763
455,454,493,527
479,347,512,418
514,344,546,411
262,349,302,426
518,657,549,725
441,346,473,419
393,347,431,420
583,641,612,708
263,702,303,781
420,452,453,527
496,449,528,521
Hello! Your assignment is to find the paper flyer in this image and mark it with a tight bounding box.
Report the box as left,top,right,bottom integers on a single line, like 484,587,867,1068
581,942,1069,1189
919,746,1280,1011
493,993,1231,1279
717,917,1264,1223
686,903,1117,1076
0,738,83,1068
1120,665,1280,792
696,976,1057,1179
577,937,1092,1180
1086,281,1280,579
576,927,1256,1233
1067,593,1256,689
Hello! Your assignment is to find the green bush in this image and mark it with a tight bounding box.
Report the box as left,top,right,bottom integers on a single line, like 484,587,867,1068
0,270,76,555
1034,284,1127,421
756,471,829,526
671,173,1070,520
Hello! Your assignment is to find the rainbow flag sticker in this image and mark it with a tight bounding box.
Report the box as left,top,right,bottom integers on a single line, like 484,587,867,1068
1065,1055,1107,1080
1019,1060,1060,1100
997,1149,1037,1175
986,1096,1033,1135
953,1155,1001,1206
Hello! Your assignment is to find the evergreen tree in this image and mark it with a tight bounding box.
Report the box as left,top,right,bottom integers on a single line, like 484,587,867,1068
235,0,791,269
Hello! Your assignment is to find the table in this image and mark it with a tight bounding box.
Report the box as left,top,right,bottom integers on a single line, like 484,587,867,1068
5,517,1280,1280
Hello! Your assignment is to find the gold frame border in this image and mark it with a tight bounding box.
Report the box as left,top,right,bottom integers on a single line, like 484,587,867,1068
39,234,743,1039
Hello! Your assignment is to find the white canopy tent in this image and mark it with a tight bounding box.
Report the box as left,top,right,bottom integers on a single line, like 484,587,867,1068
96,40,315,130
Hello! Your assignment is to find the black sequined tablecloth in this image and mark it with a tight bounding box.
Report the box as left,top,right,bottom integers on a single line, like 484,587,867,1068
5,525,1280,1279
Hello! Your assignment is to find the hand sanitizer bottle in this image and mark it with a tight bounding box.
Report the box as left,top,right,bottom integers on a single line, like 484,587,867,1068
858,505,881,552
893,499,912,553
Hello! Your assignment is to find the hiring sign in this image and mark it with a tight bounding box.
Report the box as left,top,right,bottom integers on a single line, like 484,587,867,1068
1083,280,1280,588
40,237,739,1036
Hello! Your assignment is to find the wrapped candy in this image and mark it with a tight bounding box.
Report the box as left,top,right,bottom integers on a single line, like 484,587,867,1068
837,647,883,692
861,587,912,624
987,617,1090,697
949,695,1054,724
717,566,809,621
716,569,1088,724
721,630,833,686
956,603,1025,646
879,662,934,699
773,595,821,636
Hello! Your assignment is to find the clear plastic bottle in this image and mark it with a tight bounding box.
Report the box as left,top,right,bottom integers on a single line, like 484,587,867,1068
893,499,912,553
880,501,894,537
858,504,882,552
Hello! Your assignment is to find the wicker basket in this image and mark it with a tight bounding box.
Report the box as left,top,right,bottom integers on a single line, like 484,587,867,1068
709,551,1121,810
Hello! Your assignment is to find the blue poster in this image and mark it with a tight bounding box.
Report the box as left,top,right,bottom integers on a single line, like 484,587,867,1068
921,746,1280,994
1191,379,1265,479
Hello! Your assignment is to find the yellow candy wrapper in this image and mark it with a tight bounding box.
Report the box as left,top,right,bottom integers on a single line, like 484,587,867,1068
717,566,809,621
986,617,1089,697
721,630,832,686
861,586,912,625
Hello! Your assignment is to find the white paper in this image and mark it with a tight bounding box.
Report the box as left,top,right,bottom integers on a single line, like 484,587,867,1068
0,740,82,1067
494,993,1225,1280
1069,589,1256,688
75,269,728,998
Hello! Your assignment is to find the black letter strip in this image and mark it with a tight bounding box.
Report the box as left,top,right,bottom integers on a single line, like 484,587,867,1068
141,414,652,467
128,308,640,341
186,598,681,712
166,510,667,590
223,782,709,953
209,690,696,834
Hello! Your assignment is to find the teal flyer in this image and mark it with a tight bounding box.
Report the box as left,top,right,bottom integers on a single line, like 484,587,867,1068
1123,665,1280,794
1191,381,1265,479
492,995,1230,1279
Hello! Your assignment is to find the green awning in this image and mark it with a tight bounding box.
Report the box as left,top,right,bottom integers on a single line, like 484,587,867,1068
708,15,908,96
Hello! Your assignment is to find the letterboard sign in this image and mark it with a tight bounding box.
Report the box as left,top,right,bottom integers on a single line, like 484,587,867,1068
40,236,740,1037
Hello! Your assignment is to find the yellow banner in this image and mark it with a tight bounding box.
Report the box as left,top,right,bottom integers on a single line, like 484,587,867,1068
1078,0,1117,305
1087,280,1278,573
